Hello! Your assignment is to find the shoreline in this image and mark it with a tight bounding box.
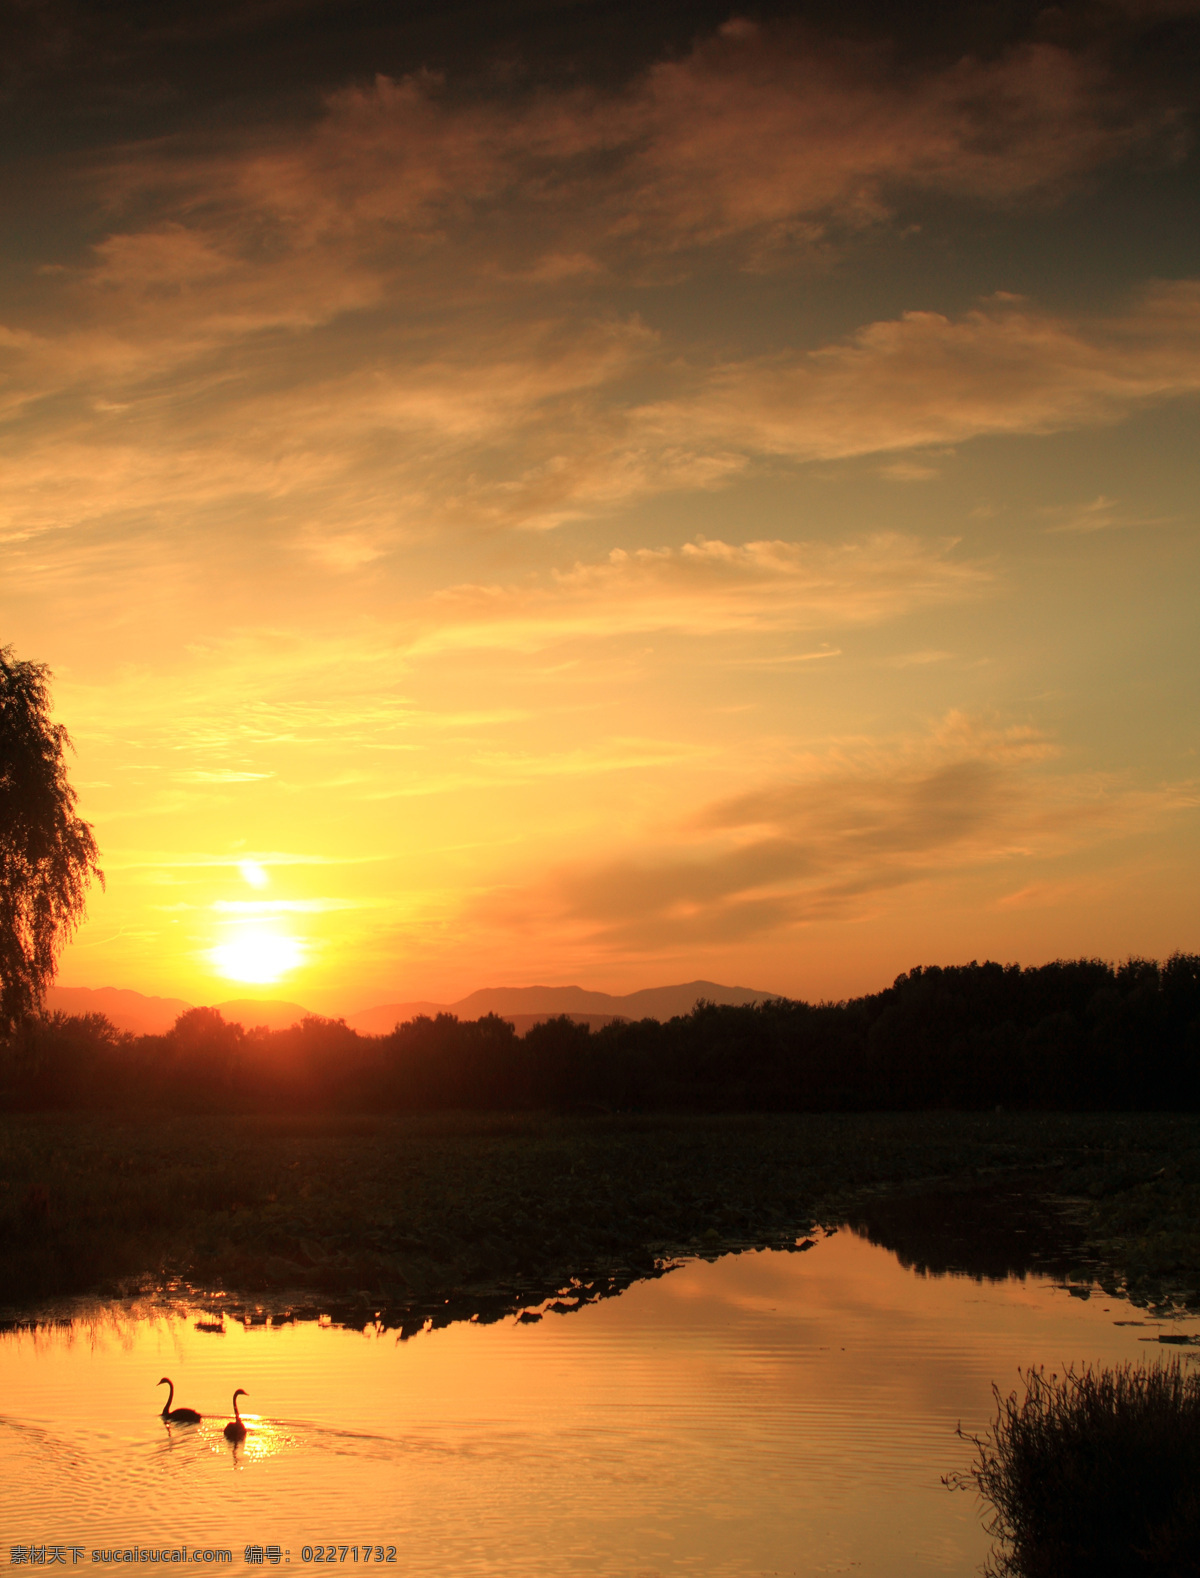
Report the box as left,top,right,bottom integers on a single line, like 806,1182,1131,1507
2,1110,1198,1330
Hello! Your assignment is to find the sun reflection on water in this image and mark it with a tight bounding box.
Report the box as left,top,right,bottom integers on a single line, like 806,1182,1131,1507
0,1236,1181,1578
224,1418,288,1466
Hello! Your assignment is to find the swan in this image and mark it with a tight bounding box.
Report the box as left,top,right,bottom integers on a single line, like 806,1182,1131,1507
157,1377,201,1425
223,1388,248,1442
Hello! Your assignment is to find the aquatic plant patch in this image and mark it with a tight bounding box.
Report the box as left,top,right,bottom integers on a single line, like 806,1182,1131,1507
1,1111,1199,1327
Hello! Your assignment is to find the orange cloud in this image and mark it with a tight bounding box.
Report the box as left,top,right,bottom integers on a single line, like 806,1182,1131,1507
416,534,989,651
641,282,1200,461
96,23,1178,287
4,280,1198,563
0,17,1187,571
485,717,1200,953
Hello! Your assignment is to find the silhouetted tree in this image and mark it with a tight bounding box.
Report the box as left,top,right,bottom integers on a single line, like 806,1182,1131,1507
4,1010,133,1106
0,648,103,1034
158,1007,247,1106
2,955,1199,1115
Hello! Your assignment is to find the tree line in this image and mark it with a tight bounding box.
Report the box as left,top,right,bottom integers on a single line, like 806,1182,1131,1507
4,648,1199,1115
3,954,1199,1113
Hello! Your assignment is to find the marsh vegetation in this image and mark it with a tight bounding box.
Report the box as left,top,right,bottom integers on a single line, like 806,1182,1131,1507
950,1361,1200,1577
2,1109,1200,1327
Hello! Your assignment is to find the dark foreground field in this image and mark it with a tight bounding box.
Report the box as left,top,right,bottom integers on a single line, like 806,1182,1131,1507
2,1110,1199,1330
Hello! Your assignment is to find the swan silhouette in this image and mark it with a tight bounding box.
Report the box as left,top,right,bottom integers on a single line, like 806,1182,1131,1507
224,1388,248,1442
157,1377,201,1425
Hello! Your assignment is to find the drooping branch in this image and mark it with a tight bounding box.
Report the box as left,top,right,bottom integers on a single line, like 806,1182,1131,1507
0,647,104,1034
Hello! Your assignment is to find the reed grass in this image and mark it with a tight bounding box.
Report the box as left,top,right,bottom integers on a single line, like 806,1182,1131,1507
950,1361,1200,1577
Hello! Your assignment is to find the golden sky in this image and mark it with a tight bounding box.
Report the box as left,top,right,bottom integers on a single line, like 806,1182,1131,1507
3,1,1198,1010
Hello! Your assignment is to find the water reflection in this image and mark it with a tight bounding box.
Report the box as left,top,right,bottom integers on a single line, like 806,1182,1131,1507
228,1417,285,1469
0,1231,1186,1577
846,1180,1091,1284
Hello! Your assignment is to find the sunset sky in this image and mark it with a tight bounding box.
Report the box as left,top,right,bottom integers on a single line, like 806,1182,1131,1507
3,0,1198,1012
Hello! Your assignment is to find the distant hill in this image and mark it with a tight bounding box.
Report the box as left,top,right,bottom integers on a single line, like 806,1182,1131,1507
346,980,775,1036
45,985,194,1035
46,980,778,1038
213,998,315,1032
45,987,318,1035
343,1000,449,1032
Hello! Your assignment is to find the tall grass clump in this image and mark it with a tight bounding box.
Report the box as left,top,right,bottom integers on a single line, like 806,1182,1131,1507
949,1361,1200,1576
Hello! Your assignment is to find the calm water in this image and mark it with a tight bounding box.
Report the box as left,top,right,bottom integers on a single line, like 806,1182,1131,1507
0,1231,1186,1577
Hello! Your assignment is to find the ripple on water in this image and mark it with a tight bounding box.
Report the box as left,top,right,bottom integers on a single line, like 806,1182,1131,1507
0,1231,1184,1577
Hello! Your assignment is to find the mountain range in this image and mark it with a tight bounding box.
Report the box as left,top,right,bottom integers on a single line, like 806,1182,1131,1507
44,980,776,1036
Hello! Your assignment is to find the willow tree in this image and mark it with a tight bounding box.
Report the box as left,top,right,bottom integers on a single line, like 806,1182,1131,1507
0,648,103,1034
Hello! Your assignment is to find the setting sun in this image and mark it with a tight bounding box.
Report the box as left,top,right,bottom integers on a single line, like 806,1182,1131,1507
210,929,304,985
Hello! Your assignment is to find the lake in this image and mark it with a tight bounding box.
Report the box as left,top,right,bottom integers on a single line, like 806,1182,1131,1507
0,1228,1186,1577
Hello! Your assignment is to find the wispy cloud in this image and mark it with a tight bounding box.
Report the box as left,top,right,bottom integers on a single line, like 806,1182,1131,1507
211,898,360,914
104,852,384,872
0,17,1188,559
482,715,1200,953
641,283,1200,463
93,22,1179,298
2,281,1197,565
886,649,955,667
1040,493,1180,532
877,459,944,482
414,533,989,652
176,769,274,783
